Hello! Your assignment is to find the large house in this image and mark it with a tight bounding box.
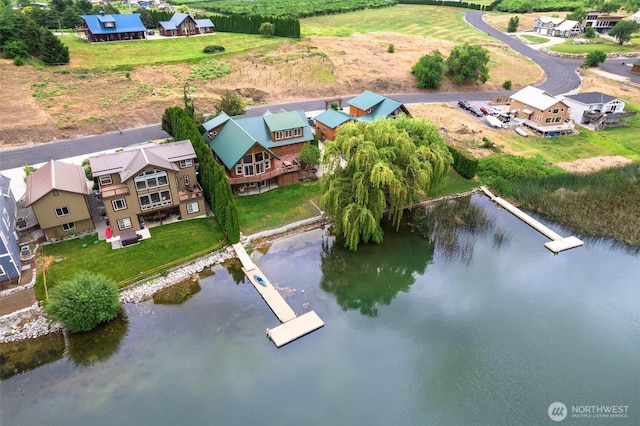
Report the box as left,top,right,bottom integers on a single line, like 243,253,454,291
202,110,314,195
158,13,215,37
89,140,205,238
314,91,411,141
562,92,636,129
532,17,581,38
0,174,21,284
24,160,94,241
582,11,624,34
79,12,147,43
509,86,574,137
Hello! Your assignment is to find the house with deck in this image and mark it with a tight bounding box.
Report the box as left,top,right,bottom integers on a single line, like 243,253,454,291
533,17,581,38
89,140,205,238
562,92,636,129
24,160,94,241
0,175,21,284
158,13,215,37
202,110,314,195
509,86,574,137
79,12,147,43
314,91,411,141
582,11,624,34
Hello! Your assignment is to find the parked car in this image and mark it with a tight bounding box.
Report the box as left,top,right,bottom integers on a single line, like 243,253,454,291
480,106,491,115
458,99,471,110
469,106,483,117
489,106,502,115
496,112,511,123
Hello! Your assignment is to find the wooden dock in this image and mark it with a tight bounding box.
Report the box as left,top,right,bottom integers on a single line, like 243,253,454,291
481,186,583,253
234,244,324,347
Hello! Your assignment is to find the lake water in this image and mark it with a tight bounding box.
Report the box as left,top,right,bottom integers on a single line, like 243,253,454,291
1,195,638,425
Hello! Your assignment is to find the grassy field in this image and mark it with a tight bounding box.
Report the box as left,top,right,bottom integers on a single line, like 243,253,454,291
302,5,492,43
520,34,549,44
548,36,640,54
62,33,284,68
36,218,226,299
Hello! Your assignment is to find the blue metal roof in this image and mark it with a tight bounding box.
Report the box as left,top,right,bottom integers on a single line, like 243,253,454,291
80,14,146,35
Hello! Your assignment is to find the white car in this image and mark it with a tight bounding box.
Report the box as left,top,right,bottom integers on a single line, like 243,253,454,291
489,106,502,115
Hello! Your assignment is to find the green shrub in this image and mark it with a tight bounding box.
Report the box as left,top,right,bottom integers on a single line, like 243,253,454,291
203,45,226,54
503,79,512,90
3,40,28,59
584,26,596,39
448,145,478,179
584,50,606,67
13,56,25,66
44,271,121,333
387,43,395,53
482,136,494,148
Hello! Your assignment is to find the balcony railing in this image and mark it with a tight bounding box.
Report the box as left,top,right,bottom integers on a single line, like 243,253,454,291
228,164,301,185
99,183,130,199
179,183,205,202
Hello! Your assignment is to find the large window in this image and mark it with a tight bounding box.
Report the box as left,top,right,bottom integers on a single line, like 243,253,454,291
187,202,199,214
112,198,127,211
294,127,302,137
236,152,270,176
55,206,70,217
180,159,193,168
117,217,132,230
62,222,76,231
139,190,172,211
134,170,168,191
243,154,254,176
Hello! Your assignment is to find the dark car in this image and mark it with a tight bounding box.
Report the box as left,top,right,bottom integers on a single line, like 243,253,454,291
469,106,483,117
458,99,471,109
497,112,511,123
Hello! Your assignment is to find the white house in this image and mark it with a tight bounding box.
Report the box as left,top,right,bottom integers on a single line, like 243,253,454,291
533,17,565,35
552,20,582,38
562,92,635,129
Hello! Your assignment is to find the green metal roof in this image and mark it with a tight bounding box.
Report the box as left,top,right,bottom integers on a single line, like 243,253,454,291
348,90,386,111
263,111,306,132
314,109,353,129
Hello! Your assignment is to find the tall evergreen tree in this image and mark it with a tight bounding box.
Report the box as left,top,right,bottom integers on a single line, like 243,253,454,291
39,29,69,64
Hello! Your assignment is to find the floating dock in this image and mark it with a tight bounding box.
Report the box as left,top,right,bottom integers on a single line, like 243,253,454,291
481,186,583,253
234,244,324,347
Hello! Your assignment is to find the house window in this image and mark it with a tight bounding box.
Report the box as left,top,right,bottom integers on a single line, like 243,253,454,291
285,129,292,138
208,130,217,139
0,265,5,276
112,198,127,211
294,127,302,137
545,118,553,123
236,164,243,175
243,154,254,176
552,108,559,114
134,170,168,191
2,208,9,229
187,202,199,214
255,153,264,175
62,222,76,231
99,175,113,185
53,190,59,196
554,117,562,123
322,126,327,132
274,131,283,140
138,190,172,211
117,217,132,230
55,206,70,217
180,159,193,168
534,116,541,122
184,175,190,186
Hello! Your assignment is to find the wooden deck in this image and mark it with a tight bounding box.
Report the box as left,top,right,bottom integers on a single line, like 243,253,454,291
481,186,583,253
234,244,324,347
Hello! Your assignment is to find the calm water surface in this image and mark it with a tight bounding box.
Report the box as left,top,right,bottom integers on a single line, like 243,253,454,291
1,196,638,425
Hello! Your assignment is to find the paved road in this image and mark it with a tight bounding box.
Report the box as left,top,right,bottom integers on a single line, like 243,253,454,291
0,11,631,170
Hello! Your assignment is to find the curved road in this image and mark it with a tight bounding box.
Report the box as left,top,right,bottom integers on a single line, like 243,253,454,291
0,11,624,170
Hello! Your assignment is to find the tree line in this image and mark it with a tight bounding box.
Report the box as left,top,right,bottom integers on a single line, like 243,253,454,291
162,106,241,244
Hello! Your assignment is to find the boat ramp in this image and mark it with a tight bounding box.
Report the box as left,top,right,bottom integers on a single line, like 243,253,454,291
481,187,583,253
232,243,324,347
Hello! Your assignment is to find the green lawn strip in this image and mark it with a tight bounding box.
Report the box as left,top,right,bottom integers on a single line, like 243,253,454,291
301,5,491,43
548,37,640,54
235,182,322,235
429,168,481,197
62,33,284,68
520,34,549,44
498,106,640,163
36,217,225,299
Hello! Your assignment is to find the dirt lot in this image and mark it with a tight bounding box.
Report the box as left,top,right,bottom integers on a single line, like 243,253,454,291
0,32,539,148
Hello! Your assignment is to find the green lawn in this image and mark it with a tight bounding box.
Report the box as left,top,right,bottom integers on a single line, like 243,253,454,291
430,169,481,196
62,33,285,68
235,182,323,235
548,35,640,54
520,34,549,44
37,217,226,299
500,104,640,163
301,5,491,43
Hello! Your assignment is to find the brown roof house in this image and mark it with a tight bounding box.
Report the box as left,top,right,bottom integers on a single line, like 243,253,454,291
25,160,94,241
509,86,574,137
89,140,205,238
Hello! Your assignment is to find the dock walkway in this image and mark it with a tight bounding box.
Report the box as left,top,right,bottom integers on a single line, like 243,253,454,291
481,186,583,253
233,244,324,347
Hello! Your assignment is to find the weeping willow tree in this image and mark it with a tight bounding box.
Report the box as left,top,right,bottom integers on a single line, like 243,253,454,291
321,117,452,251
